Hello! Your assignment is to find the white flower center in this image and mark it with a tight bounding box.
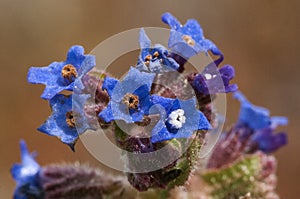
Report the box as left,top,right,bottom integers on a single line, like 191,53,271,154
167,109,186,129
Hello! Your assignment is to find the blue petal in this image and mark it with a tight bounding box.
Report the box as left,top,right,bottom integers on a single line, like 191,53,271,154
78,55,96,75
168,99,182,113
124,67,155,89
130,110,145,122
27,63,59,84
151,127,175,143
220,65,238,93
219,65,235,85
150,95,175,114
151,124,195,143
198,111,212,130
11,141,40,183
28,62,69,100
98,103,115,123
72,93,92,134
234,91,271,130
27,45,96,100
66,45,85,65
138,95,152,115
40,84,72,100
205,40,224,66
139,28,151,49
133,84,151,100
163,56,180,71
225,84,238,93
161,12,181,30
100,101,135,123
111,67,155,101
38,94,87,148
11,141,43,199
102,76,119,97
271,116,288,128
73,53,96,92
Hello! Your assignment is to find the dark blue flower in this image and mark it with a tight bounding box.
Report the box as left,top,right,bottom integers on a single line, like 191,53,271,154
99,67,156,123
136,29,179,73
151,97,211,143
38,94,90,150
250,128,287,153
250,116,288,153
27,45,96,100
161,12,223,65
191,64,238,95
11,140,43,199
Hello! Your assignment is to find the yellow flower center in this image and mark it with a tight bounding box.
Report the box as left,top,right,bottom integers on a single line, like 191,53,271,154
66,111,76,128
122,93,139,110
182,35,195,46
62,64,78,80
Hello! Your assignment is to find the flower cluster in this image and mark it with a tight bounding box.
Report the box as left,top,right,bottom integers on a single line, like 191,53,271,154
26,28,219,150
11,12,288,199
27,45,96,150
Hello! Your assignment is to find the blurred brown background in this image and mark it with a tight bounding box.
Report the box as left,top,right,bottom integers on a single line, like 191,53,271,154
0,0,299,198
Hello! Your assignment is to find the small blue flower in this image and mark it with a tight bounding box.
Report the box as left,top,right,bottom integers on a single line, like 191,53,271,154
11,140,43,199
234,91,272,130
234,91,288,153
38,94,90,150
151,97,211,143
136,29,179,73
161,12,223,65
27,45,96,100
99,67,156,123
191,64,238,95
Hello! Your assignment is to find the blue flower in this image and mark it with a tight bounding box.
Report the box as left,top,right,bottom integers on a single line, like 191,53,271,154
38,94,90,150
234,91,288,153
151,97,211,143
234,91,273,130
161,12,223,65
191,64,238,95
27,45,96,100
11,140,43,199
136,29,179,73
99,67,156,123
